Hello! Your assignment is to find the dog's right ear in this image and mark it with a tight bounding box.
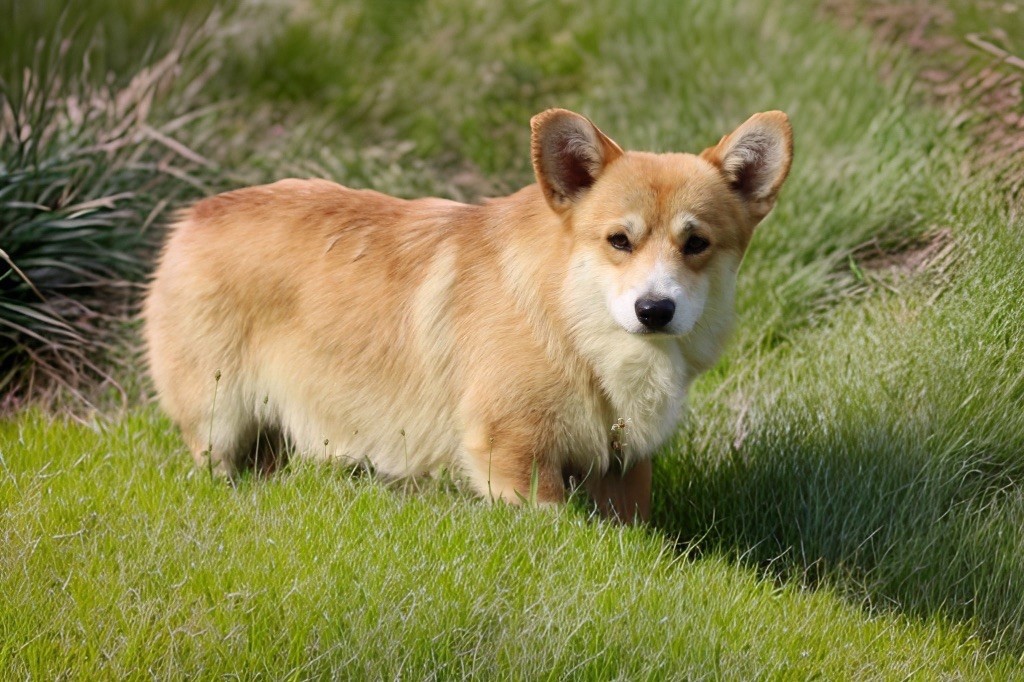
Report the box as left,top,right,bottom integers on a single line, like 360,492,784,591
531,109,623,215
700,111,793,226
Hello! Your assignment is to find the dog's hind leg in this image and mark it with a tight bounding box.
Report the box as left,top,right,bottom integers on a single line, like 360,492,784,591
173,371,257,478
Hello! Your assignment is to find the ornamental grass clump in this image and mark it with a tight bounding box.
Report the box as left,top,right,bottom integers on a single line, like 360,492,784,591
0,32,217,409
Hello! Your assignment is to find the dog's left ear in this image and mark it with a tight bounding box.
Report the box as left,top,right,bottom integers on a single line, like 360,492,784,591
531,109,624,215
701,111,793,225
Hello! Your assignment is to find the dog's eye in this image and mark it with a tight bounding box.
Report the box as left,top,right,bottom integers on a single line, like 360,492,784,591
608,233,632,252
683,235,710,256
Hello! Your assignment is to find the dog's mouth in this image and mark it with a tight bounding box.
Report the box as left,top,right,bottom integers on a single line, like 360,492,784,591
623,323,682,338
636,329,680,339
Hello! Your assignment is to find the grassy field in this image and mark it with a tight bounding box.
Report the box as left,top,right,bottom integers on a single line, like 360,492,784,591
3,0,1024,676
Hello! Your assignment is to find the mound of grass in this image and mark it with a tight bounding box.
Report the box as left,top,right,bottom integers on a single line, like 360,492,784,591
0,411,1014,678
659,197,1024,651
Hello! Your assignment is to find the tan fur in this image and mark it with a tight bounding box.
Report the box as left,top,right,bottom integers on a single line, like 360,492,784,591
143,109,792,523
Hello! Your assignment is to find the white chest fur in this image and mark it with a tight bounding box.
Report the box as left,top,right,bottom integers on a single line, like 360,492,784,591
570,327,690,470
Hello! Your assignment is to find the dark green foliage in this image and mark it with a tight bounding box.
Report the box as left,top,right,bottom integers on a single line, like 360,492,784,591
0,0,224,88
0,30,213,406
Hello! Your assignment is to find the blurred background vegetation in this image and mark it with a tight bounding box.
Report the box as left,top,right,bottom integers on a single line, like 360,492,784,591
2,0,1020,409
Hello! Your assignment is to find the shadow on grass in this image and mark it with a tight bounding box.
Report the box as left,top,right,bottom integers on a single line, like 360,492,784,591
650,426,1024,656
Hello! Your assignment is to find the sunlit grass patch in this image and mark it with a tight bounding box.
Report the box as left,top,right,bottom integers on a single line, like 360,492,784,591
1,412,1015,678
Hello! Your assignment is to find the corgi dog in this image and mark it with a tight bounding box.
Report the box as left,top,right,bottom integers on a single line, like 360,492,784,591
143,108,792,523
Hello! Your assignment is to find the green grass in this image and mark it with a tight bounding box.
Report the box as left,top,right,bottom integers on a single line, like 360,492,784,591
3,0,1024,676
1,411,1015,678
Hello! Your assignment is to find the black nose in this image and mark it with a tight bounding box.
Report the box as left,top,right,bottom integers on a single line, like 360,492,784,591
635,298,675,330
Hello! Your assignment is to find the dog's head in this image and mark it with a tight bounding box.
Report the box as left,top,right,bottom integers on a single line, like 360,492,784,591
532,108,792,338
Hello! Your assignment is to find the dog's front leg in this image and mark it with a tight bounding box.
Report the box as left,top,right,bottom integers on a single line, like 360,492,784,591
462,426,565,507
584,458,652,524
